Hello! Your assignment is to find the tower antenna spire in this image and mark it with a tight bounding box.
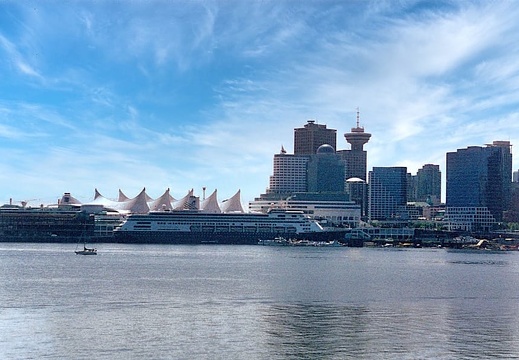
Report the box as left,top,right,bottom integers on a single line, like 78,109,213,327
356,107,360,128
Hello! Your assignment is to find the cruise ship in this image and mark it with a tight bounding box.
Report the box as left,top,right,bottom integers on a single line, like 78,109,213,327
0,205,95,242
113,209,347,244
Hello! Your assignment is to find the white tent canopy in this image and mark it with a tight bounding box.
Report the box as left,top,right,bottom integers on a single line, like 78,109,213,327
220,189,245,213
200,189,221,213
84,188,245,214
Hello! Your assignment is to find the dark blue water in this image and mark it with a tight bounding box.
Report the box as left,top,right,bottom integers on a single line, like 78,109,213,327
1,244,519,359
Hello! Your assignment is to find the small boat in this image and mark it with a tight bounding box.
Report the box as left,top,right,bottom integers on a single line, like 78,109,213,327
75,245,97,255
75,236,97,255
316,240,342,247
258,237,290,246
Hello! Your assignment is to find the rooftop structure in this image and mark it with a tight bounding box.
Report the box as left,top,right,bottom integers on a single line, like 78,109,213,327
307,144,346,193
90,188,245,214
266,149,309,196
294,120,337,155
344,108,371,152
338,109,371,182
249,192,361,227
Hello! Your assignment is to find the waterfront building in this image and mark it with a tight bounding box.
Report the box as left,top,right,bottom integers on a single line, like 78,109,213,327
91,188,244,214
346,177,367,218
513,170,519,183
337,110,371,218
504,182,519,222
344,227,415,243
251,143,357,226
406,165,441,205
368,167,408,221
445,141,512,231
0,204,97,242
294,120,337,155
407,173,417,202
249,192,360,227
306,144,346,193
425,204,445,221
266,148,309,197
251,120,359,225
443,207,497,232
416,164,441,205
337,109,371,181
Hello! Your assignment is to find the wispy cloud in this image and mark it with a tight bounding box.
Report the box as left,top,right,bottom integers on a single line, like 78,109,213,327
0,33,43,80
1,1,519,204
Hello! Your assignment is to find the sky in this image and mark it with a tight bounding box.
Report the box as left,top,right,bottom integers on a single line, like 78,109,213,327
1,0,519,207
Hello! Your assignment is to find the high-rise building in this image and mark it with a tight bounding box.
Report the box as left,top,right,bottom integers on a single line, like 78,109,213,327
407,172,417,202
250,121,361,226
368,167,408,221
504,182,519,222
346,177,367,219
338,109,371,181
294,120,336,155
266,148,309,197
306,144,346,193
337,110,371,218
415,164,441,205
445,141,512,231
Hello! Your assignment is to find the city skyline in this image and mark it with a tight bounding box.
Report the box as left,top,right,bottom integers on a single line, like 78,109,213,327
1,1,519,205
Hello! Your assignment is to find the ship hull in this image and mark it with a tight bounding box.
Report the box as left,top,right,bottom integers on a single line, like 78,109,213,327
113,229,347,245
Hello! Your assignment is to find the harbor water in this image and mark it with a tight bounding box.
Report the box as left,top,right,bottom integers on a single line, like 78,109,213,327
2,243,519,359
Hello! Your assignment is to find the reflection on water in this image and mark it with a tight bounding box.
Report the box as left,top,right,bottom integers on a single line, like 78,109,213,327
260,301,519,359
1,244,519,359
448,259,509,266
262,303,368,359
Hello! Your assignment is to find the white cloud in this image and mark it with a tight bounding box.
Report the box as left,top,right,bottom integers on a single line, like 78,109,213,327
0,33,43,80
2,0,519,205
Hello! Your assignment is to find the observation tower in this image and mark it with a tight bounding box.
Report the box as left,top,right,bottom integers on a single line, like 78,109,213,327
344,108,371,151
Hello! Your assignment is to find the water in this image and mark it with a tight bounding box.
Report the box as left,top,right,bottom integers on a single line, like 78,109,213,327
2,244,519,359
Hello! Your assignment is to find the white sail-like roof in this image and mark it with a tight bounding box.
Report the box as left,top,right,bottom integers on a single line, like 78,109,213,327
87,187,243,214
89,188,150,213
200,189,221,213
91,189,118,207
122,188,150,214
59,192,81,205
173,189,199,210
149,188,174,211
144,190,154,202
220,189,244,213
118,189,130,202
94,188,104,200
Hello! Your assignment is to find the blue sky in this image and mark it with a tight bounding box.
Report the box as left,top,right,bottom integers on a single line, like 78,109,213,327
1,0,518,206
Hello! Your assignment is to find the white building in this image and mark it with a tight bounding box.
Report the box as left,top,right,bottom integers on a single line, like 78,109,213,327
266,152,309,195
249,195,361,228
443,207,496,232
